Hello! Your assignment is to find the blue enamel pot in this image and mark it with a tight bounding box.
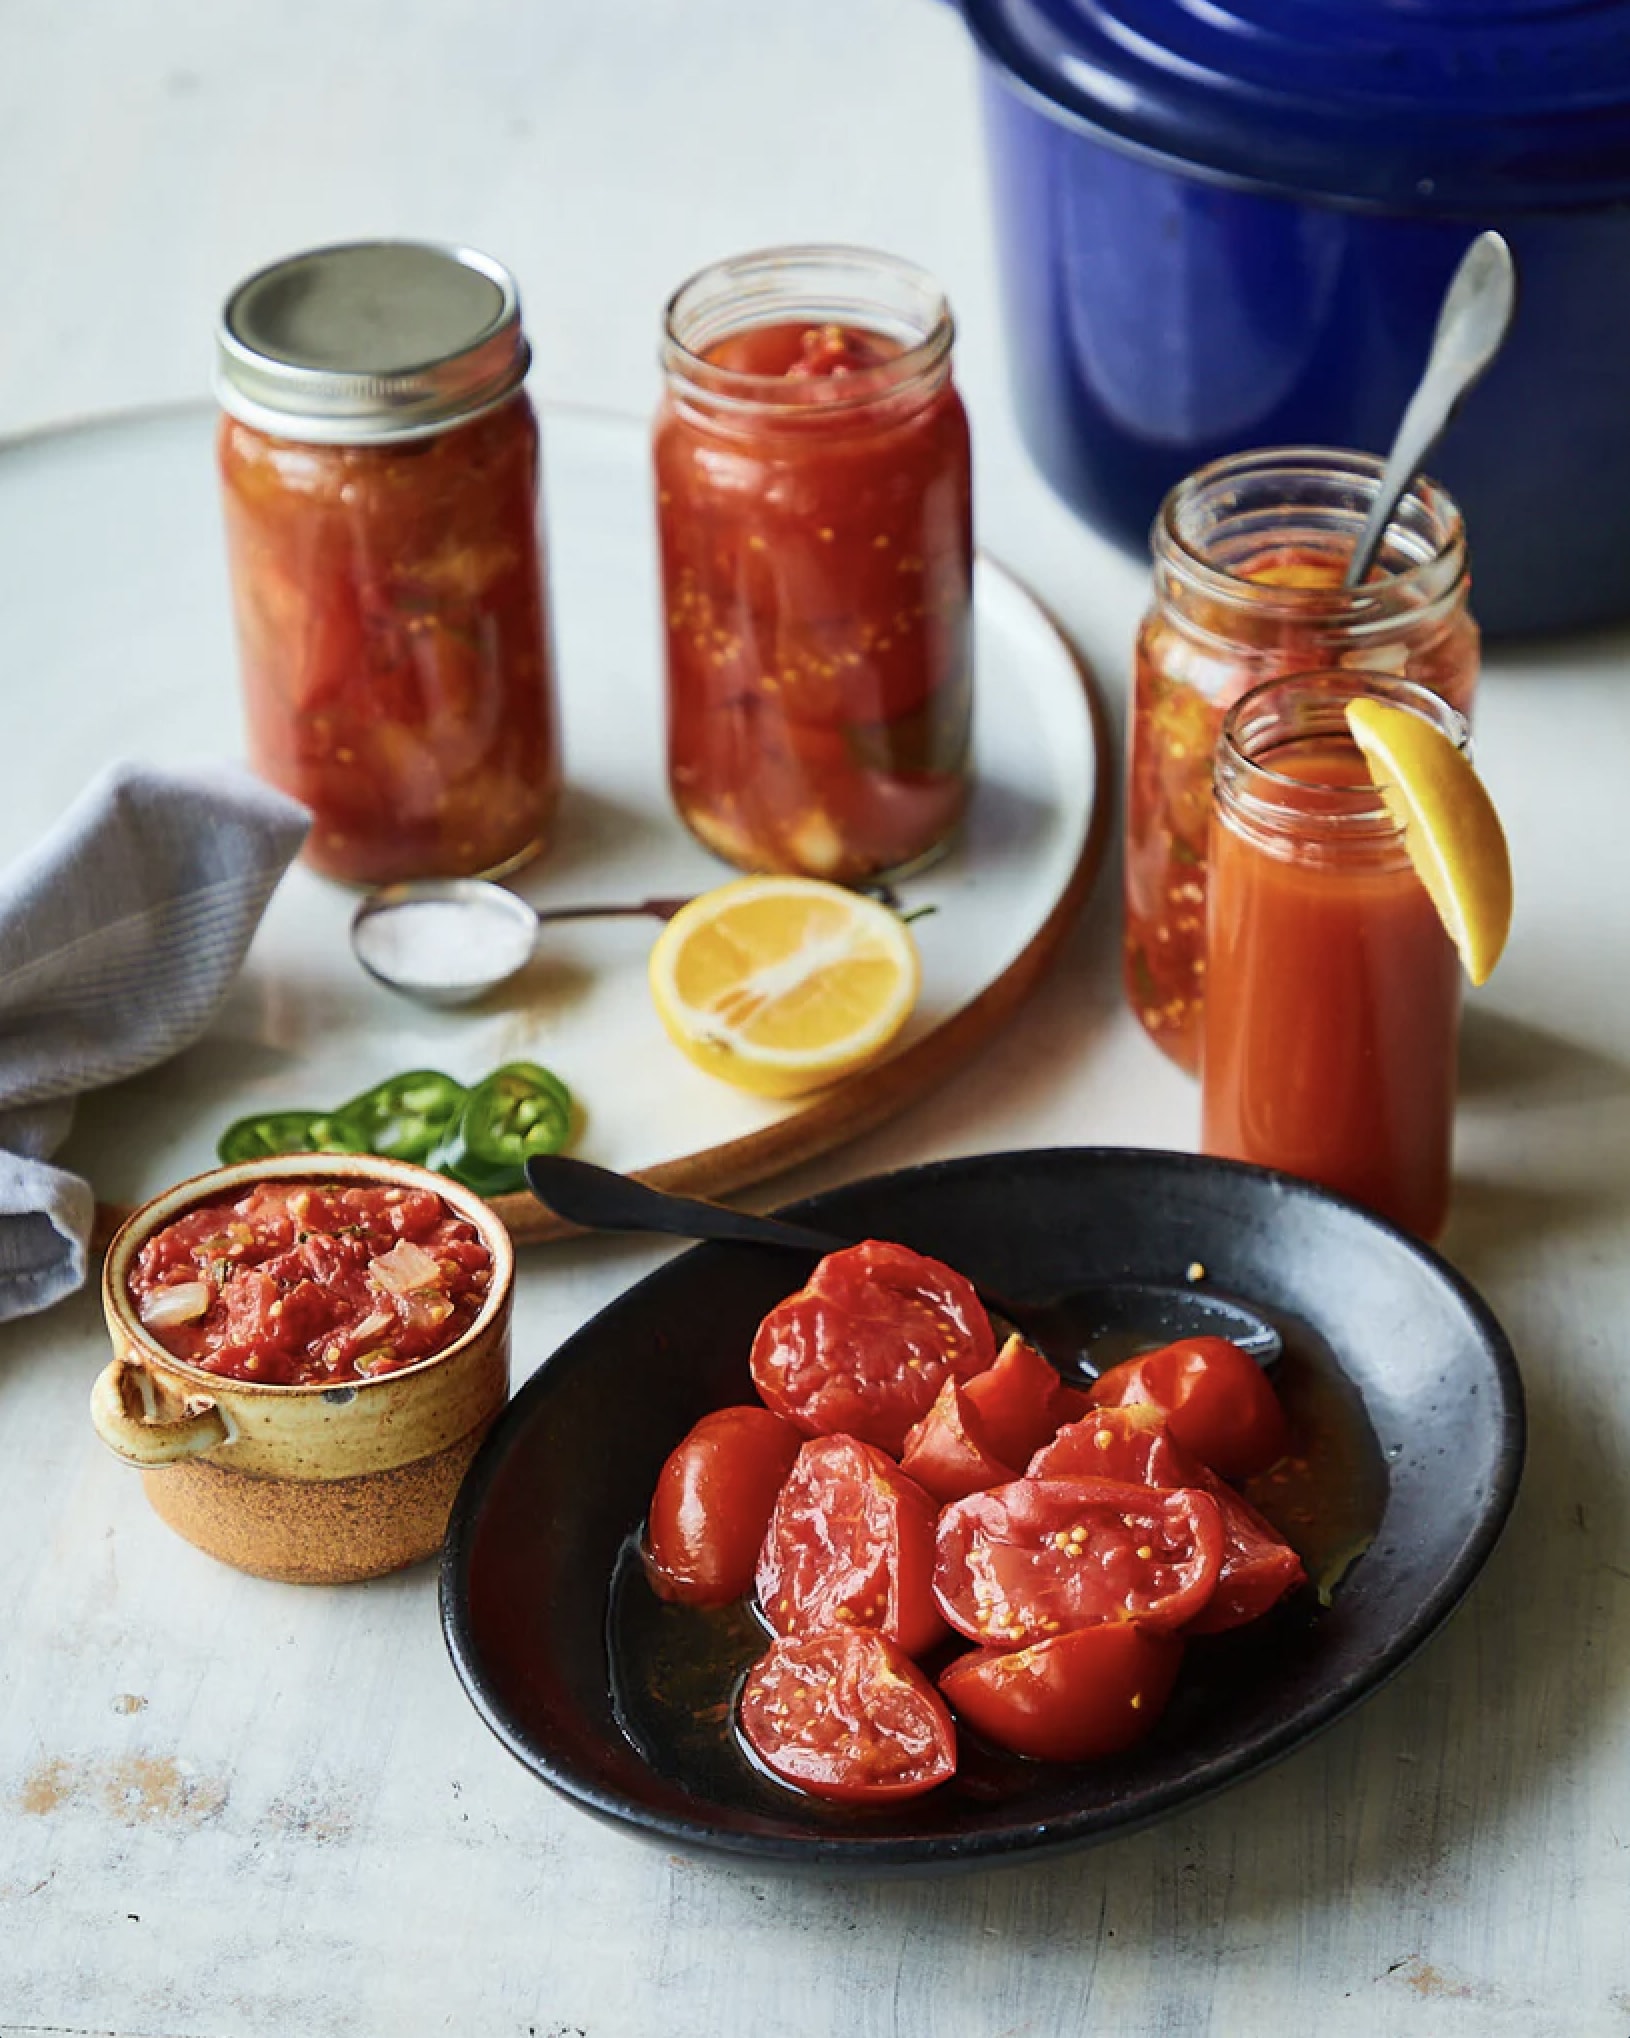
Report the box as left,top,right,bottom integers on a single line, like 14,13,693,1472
952,0,1630,637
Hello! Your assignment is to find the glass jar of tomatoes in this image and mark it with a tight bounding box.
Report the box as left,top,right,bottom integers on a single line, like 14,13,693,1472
1125,447,1477,1073
1200,671,1469,1240
215,241,560,886
654,246,973,883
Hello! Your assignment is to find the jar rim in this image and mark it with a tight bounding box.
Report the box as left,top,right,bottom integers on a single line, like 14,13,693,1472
1217,668,1469,842
1155,446,1468,619
661,244,954,416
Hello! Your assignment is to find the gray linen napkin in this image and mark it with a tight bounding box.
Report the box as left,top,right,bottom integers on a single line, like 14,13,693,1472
0,760,309,1321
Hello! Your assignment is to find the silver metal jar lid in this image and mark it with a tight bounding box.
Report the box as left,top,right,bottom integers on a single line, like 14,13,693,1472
215,240,531,444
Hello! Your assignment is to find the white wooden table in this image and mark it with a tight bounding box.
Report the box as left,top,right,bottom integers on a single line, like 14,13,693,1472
2,4,1627,2033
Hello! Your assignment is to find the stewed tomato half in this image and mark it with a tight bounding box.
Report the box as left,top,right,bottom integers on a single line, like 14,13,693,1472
737,1628,957,1803
933,1477,1224,1645
1087,1336,1289,1482
749,1239,997,1454
756,1434,945,1659
644,1405,804,1606
939,1622,1185,1764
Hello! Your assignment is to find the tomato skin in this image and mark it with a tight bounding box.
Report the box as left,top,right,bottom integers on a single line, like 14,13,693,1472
901,1377,1018,1504
738,1628,957,1802
1087,1337,1290,1481
644,1406,804,1606
756,1434,946,1658
939,1623,1185,1764
749,1240,997,1454
962,1334,1080,1468
933,1477,1225,1644
1184,1469,1307,1633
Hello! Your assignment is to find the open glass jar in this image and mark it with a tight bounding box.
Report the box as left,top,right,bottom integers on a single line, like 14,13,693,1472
216,241,561,888
1200,670,1468,1240
654,246,974,884
1124,447,1478,1072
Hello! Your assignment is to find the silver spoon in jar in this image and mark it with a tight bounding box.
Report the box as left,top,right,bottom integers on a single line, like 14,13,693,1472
1344,230,1518,589
350,879,692,1006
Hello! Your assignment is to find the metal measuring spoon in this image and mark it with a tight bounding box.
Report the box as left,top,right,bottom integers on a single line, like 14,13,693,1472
350,878,691,1006
1345,230,1517,589
524,1153,1283,1377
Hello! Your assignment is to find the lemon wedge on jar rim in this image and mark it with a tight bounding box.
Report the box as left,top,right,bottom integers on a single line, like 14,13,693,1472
1344,697,1513,985
648,876,921,1098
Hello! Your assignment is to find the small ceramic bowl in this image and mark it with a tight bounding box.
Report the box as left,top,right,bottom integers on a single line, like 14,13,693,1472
92,1152,515,1584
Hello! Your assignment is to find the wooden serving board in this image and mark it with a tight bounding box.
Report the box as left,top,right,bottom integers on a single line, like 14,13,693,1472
0,403,1108,1248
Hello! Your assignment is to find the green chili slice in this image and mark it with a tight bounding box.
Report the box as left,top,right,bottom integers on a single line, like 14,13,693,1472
429,1061,574,1195
216,1110,369,1166
330,1069,466,1165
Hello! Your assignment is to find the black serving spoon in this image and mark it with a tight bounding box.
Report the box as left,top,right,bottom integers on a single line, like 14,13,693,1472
524,1154,1281,1379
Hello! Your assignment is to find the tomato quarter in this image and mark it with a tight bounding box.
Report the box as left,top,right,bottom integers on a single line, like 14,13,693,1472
738,1628,957,1803
962,1334,1088,1467
1087,1336,1290,1481
901,1377,1017,1504
644,1406,804,1606
1184,1469,1307,1634
934,1477,1225,1645
940,1622,1185,1764
756,1434,945,1658
749,1239,996,1454
1026,1403,1200,1487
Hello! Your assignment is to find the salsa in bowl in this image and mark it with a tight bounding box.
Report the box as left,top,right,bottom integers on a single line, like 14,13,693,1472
94,1153,515,1583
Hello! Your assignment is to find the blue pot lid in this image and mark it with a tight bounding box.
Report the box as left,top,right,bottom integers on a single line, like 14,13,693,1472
963,0,1630,212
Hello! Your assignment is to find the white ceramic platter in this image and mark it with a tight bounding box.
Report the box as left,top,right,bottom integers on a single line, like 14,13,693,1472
0,402,1106,1231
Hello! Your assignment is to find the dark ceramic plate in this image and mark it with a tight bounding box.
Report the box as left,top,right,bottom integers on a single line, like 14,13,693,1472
440,1148,1523,1873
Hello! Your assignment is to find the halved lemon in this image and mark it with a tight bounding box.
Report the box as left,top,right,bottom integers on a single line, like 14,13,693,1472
1344,697,1513,985
648,876,921,1098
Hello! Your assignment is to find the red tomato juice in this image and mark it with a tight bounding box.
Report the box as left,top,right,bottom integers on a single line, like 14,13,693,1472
1200,739,1461,1240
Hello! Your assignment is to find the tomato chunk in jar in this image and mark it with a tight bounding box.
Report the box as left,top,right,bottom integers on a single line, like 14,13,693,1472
216,242,560,887
129,1180,494,1386
1125,450,1478,1074
655,248,973,884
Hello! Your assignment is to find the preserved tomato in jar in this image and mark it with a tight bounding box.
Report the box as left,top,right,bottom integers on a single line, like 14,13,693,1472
215,242,560,886
1125,448,1478,1073
654,246,973,883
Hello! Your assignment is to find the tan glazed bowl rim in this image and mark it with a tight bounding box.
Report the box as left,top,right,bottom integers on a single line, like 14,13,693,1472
102,1150,517,1399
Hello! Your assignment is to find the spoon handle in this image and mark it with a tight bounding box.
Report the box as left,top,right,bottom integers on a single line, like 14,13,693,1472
524,1153,844,1254
1344,230,1517,589
531,896,692,927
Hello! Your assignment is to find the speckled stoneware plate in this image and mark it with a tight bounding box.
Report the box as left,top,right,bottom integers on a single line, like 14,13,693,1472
439,1147,1525,1874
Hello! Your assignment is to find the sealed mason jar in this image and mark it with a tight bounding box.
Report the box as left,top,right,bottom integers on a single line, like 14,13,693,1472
215,241,560,886
1125,447,1477,1073
1200,671,1467,1241
654,246,973,884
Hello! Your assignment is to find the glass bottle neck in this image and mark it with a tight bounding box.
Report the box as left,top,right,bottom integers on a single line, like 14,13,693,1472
1215,669,1469,863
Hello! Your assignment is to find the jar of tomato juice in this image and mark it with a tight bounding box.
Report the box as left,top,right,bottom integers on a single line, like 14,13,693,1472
1200,670,1468,1241
1126,447,1477,1073
654,246,973,883
215,241,561,886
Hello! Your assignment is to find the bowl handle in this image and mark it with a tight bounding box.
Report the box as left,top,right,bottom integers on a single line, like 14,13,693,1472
90,1355,235,1467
